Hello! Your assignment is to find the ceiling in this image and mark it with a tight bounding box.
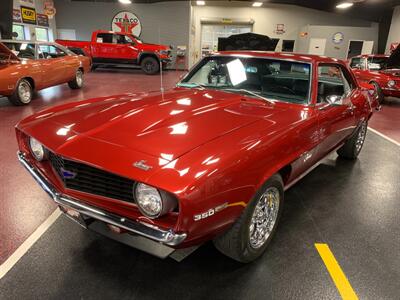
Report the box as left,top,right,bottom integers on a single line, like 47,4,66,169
70,0,400,22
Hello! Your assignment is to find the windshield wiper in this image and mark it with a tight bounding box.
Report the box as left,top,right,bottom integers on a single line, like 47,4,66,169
225,88,275,105
177,82,206,89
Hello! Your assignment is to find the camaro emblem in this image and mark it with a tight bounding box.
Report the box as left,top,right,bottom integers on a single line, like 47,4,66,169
133,160,152,171
61,167,77,179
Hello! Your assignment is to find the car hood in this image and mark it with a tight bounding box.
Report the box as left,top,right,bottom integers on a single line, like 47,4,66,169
385,44,400,69
0,43,19,63
18,89,289,162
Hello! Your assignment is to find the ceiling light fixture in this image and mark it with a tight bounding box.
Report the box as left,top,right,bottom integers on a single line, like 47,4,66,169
118,0,132,4
252,2,263,7
336,2,354,9
196,0,206,5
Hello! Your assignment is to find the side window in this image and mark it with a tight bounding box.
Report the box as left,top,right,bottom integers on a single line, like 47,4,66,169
96,33,113,43
317,64,355,103
115,34,127,44
38,45,67,59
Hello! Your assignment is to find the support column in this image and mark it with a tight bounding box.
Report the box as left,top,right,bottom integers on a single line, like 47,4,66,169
0,0,13,39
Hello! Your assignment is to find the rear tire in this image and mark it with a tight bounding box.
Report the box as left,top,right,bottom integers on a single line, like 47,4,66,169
141,57,160,75
213,174,284,263
9,79,33,106
68,69,84,89
371,82,384,104
337,121,368,159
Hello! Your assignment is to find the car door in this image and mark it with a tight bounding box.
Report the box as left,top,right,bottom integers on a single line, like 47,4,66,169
316,63,358,157
36,44,58,88
91,32,119,61
115,34,139,62
37,44,72,86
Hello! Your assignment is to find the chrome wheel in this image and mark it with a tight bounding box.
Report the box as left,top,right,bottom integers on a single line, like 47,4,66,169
76,70,83,87
249,187,280,249
355,122,367,154
18,81,32,104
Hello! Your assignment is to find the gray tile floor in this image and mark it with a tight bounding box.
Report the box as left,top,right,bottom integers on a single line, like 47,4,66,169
0,131,399,300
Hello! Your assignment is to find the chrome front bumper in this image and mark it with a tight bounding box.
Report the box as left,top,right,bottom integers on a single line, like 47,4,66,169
17,151,187,247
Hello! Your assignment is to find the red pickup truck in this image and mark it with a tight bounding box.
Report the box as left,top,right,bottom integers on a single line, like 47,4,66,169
57,30,172,75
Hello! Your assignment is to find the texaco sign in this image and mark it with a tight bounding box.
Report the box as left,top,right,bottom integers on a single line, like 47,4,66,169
111,11,142,37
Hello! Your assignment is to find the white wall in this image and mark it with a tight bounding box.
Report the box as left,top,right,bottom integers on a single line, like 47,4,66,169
190,3,378,66
298,24,379,59
13,0,57,41
386,6,400,53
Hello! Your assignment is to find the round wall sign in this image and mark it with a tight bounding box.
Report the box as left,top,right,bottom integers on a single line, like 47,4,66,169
332,32,344,44
111,11,142,37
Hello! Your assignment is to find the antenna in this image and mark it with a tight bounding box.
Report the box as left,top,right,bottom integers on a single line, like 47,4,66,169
159,27,164,101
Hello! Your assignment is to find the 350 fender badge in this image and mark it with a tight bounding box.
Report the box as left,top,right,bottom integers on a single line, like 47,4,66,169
133,160,152,171
194,202,228,221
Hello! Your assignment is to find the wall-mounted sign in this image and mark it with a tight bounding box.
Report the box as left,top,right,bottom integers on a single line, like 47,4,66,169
20,0,35,7
332,32,344,44
221,18,233,24
275,24,285,35
112,11,142,37
21,6,37,25
13,9,22,23
44,0,56,19
37,13,49,27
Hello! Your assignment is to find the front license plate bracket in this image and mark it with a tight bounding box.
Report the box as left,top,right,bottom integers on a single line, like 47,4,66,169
59,205,88,229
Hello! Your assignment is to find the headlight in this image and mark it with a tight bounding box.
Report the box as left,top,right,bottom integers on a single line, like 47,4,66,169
29,137,47,161
134,183,177,218
159,50,169,56
388,80,396,88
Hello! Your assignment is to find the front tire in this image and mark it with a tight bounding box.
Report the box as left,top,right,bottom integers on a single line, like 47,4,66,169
337,121,368,159
68,69,84,89
213,174,284,263
9,79,33,106
141,57,160,75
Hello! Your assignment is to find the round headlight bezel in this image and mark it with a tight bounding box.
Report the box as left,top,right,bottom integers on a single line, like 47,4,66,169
388,80,396,88
134,183,163,218
29,137,47,161
134,183,177,219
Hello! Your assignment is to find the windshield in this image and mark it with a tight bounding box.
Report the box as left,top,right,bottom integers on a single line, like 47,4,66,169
367,57,388,71
178,56,311,104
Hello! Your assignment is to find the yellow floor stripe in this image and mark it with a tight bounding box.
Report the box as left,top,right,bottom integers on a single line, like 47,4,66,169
315,243,358,300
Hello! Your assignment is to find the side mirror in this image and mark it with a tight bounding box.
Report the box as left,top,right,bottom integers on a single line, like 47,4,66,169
326,95,343,105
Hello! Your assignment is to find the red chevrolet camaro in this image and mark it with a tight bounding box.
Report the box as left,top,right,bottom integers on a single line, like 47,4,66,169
16,52,378,262
349,45,400,103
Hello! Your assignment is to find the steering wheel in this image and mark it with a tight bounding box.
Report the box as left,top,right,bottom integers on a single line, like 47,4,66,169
269,85,296,95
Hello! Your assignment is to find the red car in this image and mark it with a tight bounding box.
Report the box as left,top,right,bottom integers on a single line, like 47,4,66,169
0,41,91,105
57,30,172,75
16,52,377,262
349,46,400,102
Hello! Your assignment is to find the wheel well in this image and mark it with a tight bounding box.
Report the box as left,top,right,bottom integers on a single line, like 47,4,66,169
23,77,35,90
278,165,292,185
139,53,159,64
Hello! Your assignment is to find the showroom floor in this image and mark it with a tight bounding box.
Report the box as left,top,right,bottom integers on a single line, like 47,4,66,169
0,70,399,300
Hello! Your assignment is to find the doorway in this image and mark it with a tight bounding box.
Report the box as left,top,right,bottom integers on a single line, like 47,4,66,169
347,40,374,59
282,40,295,52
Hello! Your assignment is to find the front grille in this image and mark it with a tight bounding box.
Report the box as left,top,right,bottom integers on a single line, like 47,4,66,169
49,152,135,203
